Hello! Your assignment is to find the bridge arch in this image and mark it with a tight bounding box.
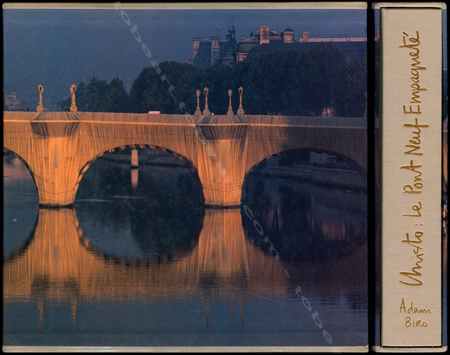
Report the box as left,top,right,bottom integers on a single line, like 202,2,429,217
241,147,368,262
242,147,367,197
73,144,205,204
3,148,39,194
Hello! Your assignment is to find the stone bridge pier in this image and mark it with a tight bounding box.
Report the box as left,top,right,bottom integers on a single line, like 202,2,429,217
5,112,84,206
196,115,248,207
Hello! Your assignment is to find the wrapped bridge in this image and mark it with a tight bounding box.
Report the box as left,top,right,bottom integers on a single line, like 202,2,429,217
3,111,367,207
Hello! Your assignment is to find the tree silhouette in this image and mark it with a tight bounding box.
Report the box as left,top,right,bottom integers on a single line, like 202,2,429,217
57,77,130,113
129,62,208,114
59,44,366,117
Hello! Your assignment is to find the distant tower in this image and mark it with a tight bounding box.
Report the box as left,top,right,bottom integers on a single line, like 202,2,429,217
210,36,220,66
223,25,237,66
226,25,236,42
282,27,294,43
259,25,270,45
193,37,202,62
302,31,309,42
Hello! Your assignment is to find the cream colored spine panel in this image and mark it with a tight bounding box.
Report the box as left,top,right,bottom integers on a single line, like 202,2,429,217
381,7,442,348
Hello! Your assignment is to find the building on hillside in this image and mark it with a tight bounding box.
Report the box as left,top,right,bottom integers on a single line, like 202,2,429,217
192,24,368,69
192,25,237,70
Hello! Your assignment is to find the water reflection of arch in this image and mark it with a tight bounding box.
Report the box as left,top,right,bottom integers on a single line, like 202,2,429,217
3,208,289,305
74,144,204,205
242,148,367,262
129,197,204,259
3,215,39,263
76,201,204,263
3,151,40,258
4,206,369,334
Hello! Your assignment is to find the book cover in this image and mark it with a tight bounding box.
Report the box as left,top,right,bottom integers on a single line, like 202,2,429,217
6,1,445,352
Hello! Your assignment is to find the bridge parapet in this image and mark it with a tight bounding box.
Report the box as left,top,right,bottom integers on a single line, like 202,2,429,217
31,112,79,121
2,111,35,121
4,111,366,128
244,115,367,128
30,111,80,137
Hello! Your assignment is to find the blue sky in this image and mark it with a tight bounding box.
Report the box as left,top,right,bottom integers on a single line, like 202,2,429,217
3,8,366,109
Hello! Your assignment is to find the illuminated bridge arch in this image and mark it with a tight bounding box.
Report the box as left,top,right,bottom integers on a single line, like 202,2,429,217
3,147,38,192
74,143,204,204
242,147,367,193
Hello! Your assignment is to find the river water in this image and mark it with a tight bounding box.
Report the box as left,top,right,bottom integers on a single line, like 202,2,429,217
3,149,367,349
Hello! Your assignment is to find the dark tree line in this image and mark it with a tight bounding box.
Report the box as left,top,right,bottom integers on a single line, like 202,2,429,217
58,43,367,117
129,62,210,115
57,77,130,112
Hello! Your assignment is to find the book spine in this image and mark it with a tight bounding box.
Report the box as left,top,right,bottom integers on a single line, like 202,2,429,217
378,3,445,350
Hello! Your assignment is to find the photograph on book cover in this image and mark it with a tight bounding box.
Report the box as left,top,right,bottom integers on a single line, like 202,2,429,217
3,2,368,352
372,2,447,352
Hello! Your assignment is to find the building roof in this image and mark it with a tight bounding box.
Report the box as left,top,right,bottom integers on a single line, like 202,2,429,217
236,42,257,53
248,40,367,59
192,24,367,69
193,41,212,70
282,27,294,33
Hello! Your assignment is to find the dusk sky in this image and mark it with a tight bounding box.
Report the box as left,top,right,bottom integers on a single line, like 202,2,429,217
3,7,367,109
